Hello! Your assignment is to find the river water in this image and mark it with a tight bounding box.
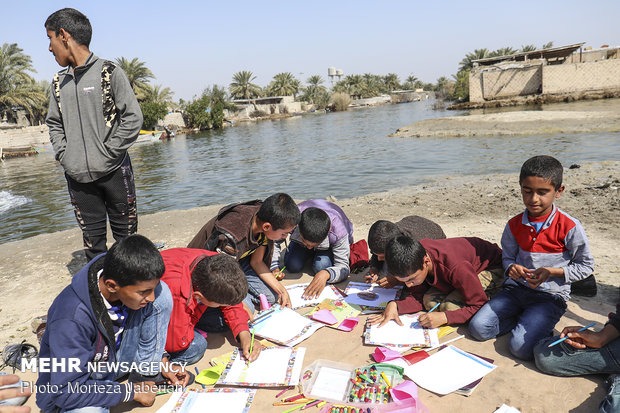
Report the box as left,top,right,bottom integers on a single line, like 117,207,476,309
1,99,619,245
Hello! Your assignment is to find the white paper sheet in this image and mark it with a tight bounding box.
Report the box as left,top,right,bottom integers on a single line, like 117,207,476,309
365,314,439,348
343,282,402,308
169,389,256,413
308,366,352,401
252,306,323,346
403,345,497,395
217,347,306,386
286,283,344,309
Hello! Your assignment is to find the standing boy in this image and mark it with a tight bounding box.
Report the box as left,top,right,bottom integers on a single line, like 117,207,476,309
36,235,189,413
45,8,143,261
369,235,504,329
187,193,300,311
271,199,354,299
161,248,262,365
365,216,446,287
469,155,595,360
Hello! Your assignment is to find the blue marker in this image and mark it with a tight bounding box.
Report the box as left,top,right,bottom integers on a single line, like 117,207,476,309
410,303,440,328
547,322,596,347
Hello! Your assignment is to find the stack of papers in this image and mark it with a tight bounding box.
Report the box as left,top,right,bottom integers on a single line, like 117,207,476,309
217,346,306,387
286,283,345,309
251,306,323,346
403,345,497,395
364,314,439,349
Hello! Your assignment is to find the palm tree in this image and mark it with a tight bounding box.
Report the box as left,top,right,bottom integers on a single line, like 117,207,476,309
115,57,154,97
142,84,174,103
459,48,490,72
302,75,327,105
383,73,400,92
521,44,537,52
403,74,419,90
0,43,47,124
267,72,299,97
490,47,518,57
542,41,554,49
229,70,262,99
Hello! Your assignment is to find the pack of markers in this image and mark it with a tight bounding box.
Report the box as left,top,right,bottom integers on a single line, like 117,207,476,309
300,359,406,412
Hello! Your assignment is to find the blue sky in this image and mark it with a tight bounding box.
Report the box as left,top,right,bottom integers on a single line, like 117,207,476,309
3,0,619,100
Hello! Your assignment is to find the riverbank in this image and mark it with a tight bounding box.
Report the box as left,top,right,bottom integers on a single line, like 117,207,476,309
391,98,620,137
2,161,618,412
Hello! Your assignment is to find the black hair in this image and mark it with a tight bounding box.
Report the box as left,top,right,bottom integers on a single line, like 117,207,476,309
385,235,427,278
298,207,331,243
191,254,248,305
519,155,563,190
256,193,300,230
45,8,92,47
102,235,165,287
368,220,401,254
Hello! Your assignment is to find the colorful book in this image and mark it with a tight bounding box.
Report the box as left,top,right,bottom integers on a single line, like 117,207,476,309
363,314,439,349
304,299,361,331
250,305,323,346
286,283,345,309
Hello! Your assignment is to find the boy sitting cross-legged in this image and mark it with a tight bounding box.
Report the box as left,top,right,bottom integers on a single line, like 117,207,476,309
369,235,504,329
161,248,262,365
187,193,300,312
271,199,354,299
469,155,595,360
36,235,189,413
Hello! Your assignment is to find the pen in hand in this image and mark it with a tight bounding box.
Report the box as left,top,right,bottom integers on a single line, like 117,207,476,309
547,322,596,347
411,302,441,328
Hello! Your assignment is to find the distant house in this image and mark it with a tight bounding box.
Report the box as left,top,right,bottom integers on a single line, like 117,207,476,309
469,43,620,103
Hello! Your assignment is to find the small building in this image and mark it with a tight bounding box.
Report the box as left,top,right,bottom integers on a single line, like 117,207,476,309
469,43,620,103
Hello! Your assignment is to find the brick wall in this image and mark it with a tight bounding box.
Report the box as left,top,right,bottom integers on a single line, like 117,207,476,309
543,59,620,94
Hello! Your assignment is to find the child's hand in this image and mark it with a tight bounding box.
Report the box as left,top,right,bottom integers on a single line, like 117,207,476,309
239,330,262,363
160,357,191,387
377,275,400,289
365,273,379,284
507,264,531,280
277,287,292,308
417,311,447,329
526,267,552,289
272,268,285,281
0,374,31,413
368,301,402,327
302,270,330,299
132,381,156,407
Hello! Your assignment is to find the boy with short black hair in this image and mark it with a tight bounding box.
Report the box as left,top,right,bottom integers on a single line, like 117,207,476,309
187,193,300,311
45,8,143,261
368,235,504,329
469,155,595,360
36,235,188,413
161,248,261,365
271,200,354,299
366,216,446,286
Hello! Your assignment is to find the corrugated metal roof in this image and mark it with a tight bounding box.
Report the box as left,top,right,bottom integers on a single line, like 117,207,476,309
473,43,586,66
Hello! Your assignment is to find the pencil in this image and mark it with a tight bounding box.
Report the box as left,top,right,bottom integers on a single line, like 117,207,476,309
275,386,292,398
380,371,391,388
276,266,287,279
195,367,205,389
410,302,441,328
547,322,596,347
247,327,256,365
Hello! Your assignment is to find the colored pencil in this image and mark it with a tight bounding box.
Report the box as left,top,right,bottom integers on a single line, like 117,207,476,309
548,322,596,347
246,327,256,365
195,367,205,389
410,302,441,328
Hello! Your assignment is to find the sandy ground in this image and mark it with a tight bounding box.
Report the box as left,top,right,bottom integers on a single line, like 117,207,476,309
391,99,620,137
1,161,618,413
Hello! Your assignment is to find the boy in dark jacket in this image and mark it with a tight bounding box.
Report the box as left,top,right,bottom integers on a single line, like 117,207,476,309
36,235,188,413
188,193,300,311
45,8,143,261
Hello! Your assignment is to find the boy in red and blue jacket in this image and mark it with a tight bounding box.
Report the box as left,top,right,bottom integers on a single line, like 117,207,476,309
469,155,594,360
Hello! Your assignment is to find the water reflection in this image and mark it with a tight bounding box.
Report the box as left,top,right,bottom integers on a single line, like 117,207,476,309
1,99,619,244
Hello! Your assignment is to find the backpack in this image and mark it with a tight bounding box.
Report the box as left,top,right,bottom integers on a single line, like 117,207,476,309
52,60,118,127
205,200,264,260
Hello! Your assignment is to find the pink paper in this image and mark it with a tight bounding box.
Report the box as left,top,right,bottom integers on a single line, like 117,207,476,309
390,380,419,404
310,309,338,325
337,317,359,332
373,346,404,362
